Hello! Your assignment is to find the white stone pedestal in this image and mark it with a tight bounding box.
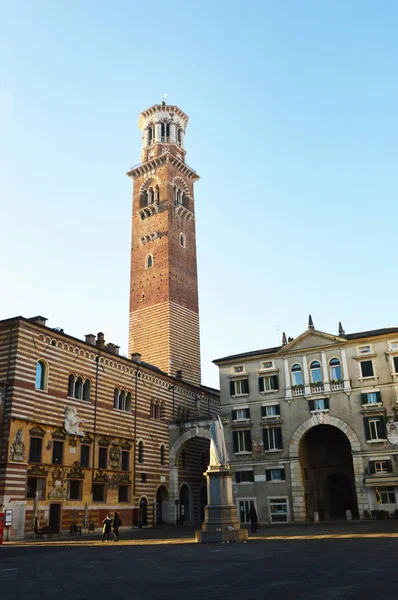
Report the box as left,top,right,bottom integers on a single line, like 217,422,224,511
195,467,248,543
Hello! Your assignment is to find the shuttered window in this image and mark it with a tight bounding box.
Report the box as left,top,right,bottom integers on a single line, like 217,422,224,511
308,398,329,412
369,460,392,474
235,470,254,483
361,391,382,405
364,417,386,441
232,408,250,420
261,404,280,418
230,379,249,396
263,427,283,451
233,430,252,453
258,375,279,392
265,468,285,481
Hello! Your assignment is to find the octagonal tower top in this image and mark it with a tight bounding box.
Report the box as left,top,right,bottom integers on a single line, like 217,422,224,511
138,103,189,163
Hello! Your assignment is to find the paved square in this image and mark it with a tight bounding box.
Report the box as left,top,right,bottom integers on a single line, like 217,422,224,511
2,523,398,599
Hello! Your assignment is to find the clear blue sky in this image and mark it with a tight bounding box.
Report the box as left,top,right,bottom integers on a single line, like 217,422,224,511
1,1,398,388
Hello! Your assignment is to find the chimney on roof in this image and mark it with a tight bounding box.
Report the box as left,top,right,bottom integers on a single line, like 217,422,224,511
282,332,287,346
338,321,346,337
29,316,48,326
96,332,105,349
308,314,314,330
85,334,96,346
176,370,183,380
106,343,120,355
131,352,142,364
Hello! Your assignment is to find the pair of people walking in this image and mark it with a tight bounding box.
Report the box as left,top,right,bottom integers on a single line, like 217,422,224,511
102,511,122,542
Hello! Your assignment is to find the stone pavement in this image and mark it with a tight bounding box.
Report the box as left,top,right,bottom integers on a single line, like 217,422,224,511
2,521,398,599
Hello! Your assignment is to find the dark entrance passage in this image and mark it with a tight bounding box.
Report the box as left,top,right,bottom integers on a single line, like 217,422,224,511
139,497,148,527
155,485,169,524
49,503,61,533
179,484,190,522
199,486,207,521
300,425,358,519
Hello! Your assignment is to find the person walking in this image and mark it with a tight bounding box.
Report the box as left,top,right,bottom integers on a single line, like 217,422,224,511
102,514,112,542
113,511,122,541
248,505,258,534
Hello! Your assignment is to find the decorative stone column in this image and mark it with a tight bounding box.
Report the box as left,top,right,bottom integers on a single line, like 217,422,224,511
195,466,248,543
170,123,177,143
321,352,331,393
155,123,162,142
284,359,292,400
303,356,311,396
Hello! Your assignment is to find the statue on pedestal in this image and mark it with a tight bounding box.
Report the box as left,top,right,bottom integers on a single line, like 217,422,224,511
209,415,229,468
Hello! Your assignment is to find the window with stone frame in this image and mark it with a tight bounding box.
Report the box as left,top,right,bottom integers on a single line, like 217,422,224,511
263,427,283,451
35,360,48,391
29,438,43,463
361,391,382,406
235,470,254,483
393,356,398,373
376,487,396,505
52,441,64,465
369,460,392,474
121,450,130,472
261,404,280,418
308,398,329,412
26,477,46,500
265,468,285,482
258,374,279,392
232,430,252,453
229,379,249,396
232,407,250,421
68,479,83,500
364,416,387,441
80,444,90,468
98,446,108,469
160,445,166,466
360,360,374,378
118,485,130,503
92,483,106,502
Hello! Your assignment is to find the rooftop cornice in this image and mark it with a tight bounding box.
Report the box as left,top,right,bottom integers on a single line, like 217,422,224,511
126,153,200,181
138,105,189,129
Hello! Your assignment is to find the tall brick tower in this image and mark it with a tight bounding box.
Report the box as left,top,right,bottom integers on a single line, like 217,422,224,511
127,102,201,385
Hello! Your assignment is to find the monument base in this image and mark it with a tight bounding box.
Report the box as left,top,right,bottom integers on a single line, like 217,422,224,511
195,528,248,543
196,466,248,543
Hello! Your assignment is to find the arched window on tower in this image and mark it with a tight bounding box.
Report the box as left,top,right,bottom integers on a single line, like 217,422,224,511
138,441,144,464
180,233,186,248
160,444,165,465
74,376,83,400
291,364,303,386
145,254,153,269
177,128,182,145
83,379,91,401
147,126,153,145
35,360,48,391
174,187,183,206
68,374,75,398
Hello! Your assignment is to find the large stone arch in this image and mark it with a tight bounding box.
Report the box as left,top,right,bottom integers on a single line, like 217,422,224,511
169,427,211,465
168,427,211,523
289,415,367,521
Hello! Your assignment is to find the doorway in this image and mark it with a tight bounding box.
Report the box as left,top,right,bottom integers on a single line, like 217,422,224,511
300,424,358,519
155,486,169,524
49,503,61,533
139,497,148,527
179,484,191,522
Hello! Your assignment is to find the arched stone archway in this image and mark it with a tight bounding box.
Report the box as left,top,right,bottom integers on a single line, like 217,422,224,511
168,426,211,523
289,414,368,520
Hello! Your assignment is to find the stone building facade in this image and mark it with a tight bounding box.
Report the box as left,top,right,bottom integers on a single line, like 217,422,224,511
214,320,398,524
127,102,201,386
0,316,218,540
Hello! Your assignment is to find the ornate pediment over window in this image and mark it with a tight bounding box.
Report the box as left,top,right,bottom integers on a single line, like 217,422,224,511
52,427,67,440
29,425,46,437
67,461,84,479
120,440,132,450
28,465,48,476
98,437,110,447
81,434,93,445
94,471,109,483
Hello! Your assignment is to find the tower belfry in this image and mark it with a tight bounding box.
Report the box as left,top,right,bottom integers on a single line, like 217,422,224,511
127,103,201,385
